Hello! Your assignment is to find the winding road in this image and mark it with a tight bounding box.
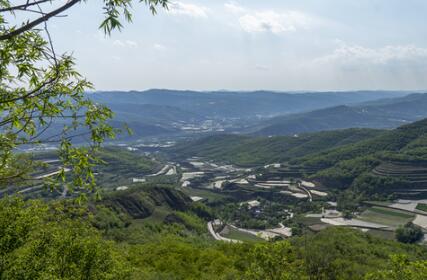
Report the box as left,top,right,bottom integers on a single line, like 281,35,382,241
207,221,241,243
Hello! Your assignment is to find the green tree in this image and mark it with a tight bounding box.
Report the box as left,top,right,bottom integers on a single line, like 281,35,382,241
0,197,130,279
365,255,427,280
0,0,167,193
395,222,424,244
244,242,307,280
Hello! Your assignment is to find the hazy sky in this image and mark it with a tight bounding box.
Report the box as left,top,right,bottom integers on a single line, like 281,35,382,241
47,0,427,91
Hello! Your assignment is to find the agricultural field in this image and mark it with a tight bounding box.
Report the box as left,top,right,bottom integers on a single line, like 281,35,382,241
412,214,427,229
220,226,264,242
358,206,415,228
416,203,427,212
373,162,427,183
390,199,427,212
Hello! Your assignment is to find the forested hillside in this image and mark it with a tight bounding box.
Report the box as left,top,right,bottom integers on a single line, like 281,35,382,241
1,187,426,279
169,128,384,166
289,118,427,199
168,118,427,199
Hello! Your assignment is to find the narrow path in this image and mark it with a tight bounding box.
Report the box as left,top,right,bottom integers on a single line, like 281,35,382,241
298,182,312,202
147,165,170,177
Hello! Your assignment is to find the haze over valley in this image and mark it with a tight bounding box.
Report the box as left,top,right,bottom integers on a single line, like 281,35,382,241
83,89,427,140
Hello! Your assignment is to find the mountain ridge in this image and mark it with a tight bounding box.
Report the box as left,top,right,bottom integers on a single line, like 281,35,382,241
250,93,427,136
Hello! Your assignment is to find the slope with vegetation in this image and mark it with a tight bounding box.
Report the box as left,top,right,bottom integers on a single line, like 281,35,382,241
297,118,427,196
169,117,427,202
169,128,383,166
1,192,427,279
94,147,162,189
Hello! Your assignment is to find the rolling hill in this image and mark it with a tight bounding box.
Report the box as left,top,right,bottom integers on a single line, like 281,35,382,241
293,118,427,196
251,93,427,136
168,128,384,166
298,117,427,169
170,117,427,197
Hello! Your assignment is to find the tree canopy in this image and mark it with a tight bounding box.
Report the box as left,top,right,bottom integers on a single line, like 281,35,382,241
396,222,424,244
0,0,168,193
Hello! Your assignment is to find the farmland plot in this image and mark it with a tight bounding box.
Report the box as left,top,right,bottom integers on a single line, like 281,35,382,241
220,226,263,242
390,199,427,212
412,214,427,229
358,206,415,228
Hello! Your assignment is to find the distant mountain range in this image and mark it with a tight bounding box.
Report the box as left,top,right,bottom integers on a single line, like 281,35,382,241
27,90,426,142
90,89,408,118
249,93,427,136
88,89,411,138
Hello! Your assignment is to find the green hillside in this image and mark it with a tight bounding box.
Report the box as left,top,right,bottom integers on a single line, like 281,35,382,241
295,118,427,195
169,128,384,166
1,191,426,279
298,118,427,168
100,184,192,220
169,118,427,198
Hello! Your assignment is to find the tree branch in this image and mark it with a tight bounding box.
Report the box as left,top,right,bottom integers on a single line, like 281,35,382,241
0,0,52,13
0,0,80,41
0,74,58,104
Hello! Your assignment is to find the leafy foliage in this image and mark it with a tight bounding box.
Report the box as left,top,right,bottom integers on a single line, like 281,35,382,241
366,255,427,280
1,195,427,279
395,222,424,244
0,0,168,193
0,197,129,279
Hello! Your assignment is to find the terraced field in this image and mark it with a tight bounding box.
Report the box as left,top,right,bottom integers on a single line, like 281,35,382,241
358,206,415,228
372,161,427,197
262,165,322,178
373,161,427,185
384,199,427,213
